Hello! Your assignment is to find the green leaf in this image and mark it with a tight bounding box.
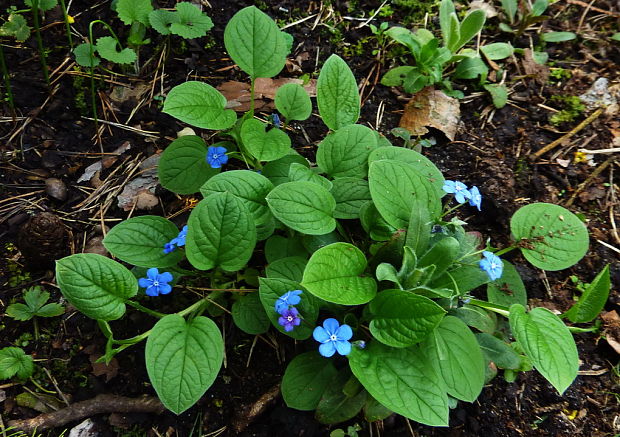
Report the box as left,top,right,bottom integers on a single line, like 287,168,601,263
302,231,343,254
281,352,338,410
149,10,178,35
241,118,291,162
509,304,578,394
103,216,184,268
275,83,312,121
258,277,318,339
612,33,620,42
364,396,393,422
349,342,448,426
34,303,64,318
452,304,497,333
266,181,336,235
316,124,377,179
0,347,34,380
145,314,223,414
380,66,415,87
25,0,57,12
158,136,219,194
454,57,488,80
431,265,489,295
316,54,360,130
369,160,441,229
200,170,274,230
7,287,64,320
6,303,34,321
422,316,485,402
480,42,514,60
359,201,397,241
330,178,371,219
163,81,236,130
301,242,376,305
288,163,332,190
405,201,431,256
262,152,309,186
541,31,577,43
231,293,270,335
564,265,610,323
95,36,137,65
369,290,445,348
56,254,137,321
475,333,521,369
483,84,508,109
510,203,589,270
265,256,307,282
116,0,152,25
186,193,256,271
0,14,31,42
531,0,549,16
169,2,213,39
73,43,100,67
439,0,456,44
264,235,307,263
486,261,527,307
532,50,549,64
316,370,367,424
223,6,289,78
455,9,486,51
368,146,444,197
500,0,517,23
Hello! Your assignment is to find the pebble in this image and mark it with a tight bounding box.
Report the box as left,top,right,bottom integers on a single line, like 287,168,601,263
45,178,68,201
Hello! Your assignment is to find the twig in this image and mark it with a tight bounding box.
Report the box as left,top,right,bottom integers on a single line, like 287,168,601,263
232,384,281,433
564,156,616,207
7,394,164,432
596,239,620,254
531,107,603,159
566,0,620,16
579,147,620,154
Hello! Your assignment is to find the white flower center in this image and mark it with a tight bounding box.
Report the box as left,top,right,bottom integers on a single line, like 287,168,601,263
212,153,219,159
330,334,338,341
490,263,497,269
153,280,159,286
287,316,293,322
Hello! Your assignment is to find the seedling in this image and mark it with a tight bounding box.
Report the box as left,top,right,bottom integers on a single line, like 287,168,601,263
6,286,65,339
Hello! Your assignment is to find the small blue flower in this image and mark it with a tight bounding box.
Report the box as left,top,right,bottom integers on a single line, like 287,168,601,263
138,268,173,297
479,251,503,281
270,113,281,128
163,225,188,254
278,307,301,332
468,186,482,211
313,318,353,358
206,146,229,169
275,290,303,314
443,180,471,204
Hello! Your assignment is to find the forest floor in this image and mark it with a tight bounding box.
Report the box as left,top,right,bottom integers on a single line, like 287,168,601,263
0,0,619,436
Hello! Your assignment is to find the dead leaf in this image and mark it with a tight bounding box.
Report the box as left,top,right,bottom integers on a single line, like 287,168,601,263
522,49,549,84
109,83,151,106
285,51,311,74
469,0,498,18
601,310,620,355
117,154,160,211
399,87,460,141
77,141,131,184
218,78,317,113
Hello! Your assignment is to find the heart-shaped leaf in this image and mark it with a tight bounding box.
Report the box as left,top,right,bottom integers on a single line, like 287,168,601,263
241,118,291,162
281,351,338,410
275,83,312,121
316,124,377,178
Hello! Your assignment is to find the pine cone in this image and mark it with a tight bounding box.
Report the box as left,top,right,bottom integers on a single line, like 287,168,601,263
17,212,69,270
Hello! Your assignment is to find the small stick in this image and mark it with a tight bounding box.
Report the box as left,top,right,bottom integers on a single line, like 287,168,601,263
7,394,164,433
564,156,616,207
232,384,281,433
531,107,604,159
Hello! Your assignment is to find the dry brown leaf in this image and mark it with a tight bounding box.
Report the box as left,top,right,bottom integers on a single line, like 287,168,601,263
218,78,317,112
117,154,160,211
89,354,119,382
522,49,549,84
399,87,460,141
601,310,620,355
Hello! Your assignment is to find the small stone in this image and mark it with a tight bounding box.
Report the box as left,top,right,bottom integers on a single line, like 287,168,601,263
45,178,68,201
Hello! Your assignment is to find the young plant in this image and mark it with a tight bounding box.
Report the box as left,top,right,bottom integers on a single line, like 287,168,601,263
6,286,65,340
53,5,608,427
0,347,34,381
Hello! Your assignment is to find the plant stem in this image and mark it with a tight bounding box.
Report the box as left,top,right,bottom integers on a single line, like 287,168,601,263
440,201,465,218
58,0,73,47
0,43,15,118
467,298,510,317
33,318,39,341
31,0,50,86
125,300,167,318
494,246,517,257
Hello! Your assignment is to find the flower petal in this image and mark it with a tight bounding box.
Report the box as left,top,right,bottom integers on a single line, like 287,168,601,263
322,318,340,336
146,267,159,280
319,342,336,358
158,283,172,295
158,271,173,283
313,326,330,343
335,324,353,341
335,340,352,356
145,285,159,297
284,323,294,332
275,299,288,314
138,278,152,288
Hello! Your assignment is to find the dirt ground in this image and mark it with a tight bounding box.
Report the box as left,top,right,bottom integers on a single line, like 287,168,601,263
0,0,619,435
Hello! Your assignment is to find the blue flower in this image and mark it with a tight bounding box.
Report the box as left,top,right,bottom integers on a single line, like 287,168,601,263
443,180,471,204
278,307,301,332
313,318,353,358
479,251,503,281
163,225,188,254
138,268,173,297
206,146,228,169
275,290,303,314
468,186,482,211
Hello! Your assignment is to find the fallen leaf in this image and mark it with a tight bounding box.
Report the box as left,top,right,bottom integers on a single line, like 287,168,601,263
522,49,549,84
117,154,160,211
601,310,620,355
399,87,461,141
77,141,131,183
90,354,119,382
218,78,317,113
109,82,151,106
469,0,498,18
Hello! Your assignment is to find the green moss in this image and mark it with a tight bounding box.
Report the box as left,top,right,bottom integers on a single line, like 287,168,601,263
549,95,584,126
392,0,439,25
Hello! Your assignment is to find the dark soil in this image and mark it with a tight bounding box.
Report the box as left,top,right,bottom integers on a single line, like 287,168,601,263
1,0,619,436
